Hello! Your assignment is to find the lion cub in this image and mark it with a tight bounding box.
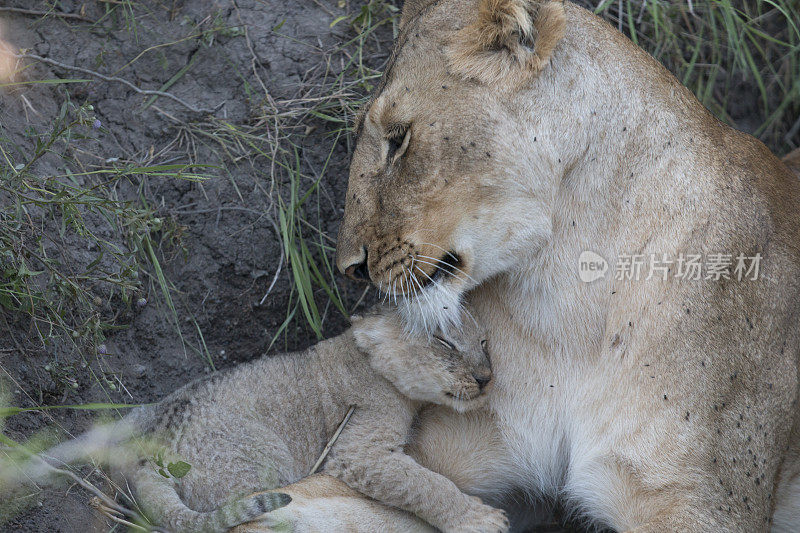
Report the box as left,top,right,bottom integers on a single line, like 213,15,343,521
20,307,507,533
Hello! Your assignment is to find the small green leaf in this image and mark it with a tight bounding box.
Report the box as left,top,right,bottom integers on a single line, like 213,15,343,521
330,15,349,28
157,468,169,478
167,461,191,478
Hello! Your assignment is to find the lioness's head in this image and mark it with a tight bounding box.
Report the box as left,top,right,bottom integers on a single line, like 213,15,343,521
336,0,566,330
352,308,492,413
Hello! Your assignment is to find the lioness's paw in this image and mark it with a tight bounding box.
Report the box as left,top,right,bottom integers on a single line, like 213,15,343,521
444,498,509,533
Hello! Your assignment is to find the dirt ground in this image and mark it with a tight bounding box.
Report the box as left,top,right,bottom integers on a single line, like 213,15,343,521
1,1,387,531
0,1,795,532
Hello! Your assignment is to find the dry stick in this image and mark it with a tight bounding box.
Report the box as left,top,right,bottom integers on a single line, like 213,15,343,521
785,115,800,145
18,453,171,533
259,249,284,305
308,405,356,476
0,7,93,22
231,0,281,187
16,452,147,527
90,500,150,532
350,285,371,314
18,53,222,115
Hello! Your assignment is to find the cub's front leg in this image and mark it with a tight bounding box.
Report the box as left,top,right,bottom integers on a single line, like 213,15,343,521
324,409,509,533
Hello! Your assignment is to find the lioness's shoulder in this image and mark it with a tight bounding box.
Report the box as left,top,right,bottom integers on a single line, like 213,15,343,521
783,148,800,176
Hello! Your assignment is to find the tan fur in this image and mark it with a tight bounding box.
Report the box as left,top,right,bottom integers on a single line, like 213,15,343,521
399,0,439,29
329,1,800,532
8,308,507,533
784,148,800,176
447,0,566,85
230,475,434,533
234,412,519,533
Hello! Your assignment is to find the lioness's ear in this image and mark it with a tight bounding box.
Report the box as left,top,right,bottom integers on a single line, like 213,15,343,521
447,0,566,84
400,0,438,29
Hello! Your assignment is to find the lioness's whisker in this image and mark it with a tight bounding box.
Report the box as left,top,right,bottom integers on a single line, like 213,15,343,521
410,269,426,299
417,241,458,259
388,267,396,304
413,263,439,287
417,254,473,281
462,307,480,329
407,268,432,334
407,229,437,236
413,259,459,283
381,285,390,305
417,254,476,283
413,258,462,282
416,242,472,275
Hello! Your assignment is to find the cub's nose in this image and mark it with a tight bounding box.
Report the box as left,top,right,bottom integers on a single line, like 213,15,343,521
345,258,370,282
473,368,493,391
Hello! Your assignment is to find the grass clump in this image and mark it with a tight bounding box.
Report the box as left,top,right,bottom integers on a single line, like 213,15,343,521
588,0,800,153
173,1,401,342
0,99,208,376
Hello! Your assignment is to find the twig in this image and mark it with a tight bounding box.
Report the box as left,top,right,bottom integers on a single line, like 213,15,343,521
260,249,284,306
785,115,800,145
91,499,149,532
349,285,371,314
13,452,134,521
308,405,355,475
10,446,172,532
91,498,170,532
231,0,275,110
18,53,222,115
0,7,93,22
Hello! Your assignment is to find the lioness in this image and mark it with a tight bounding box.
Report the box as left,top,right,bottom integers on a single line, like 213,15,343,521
324,0,800,531
6,307,505,533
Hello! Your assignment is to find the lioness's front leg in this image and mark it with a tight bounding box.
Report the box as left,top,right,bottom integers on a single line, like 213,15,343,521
324,411,509,533
229,474,434,533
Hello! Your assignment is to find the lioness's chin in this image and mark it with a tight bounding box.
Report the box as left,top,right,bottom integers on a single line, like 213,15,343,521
398,276,468,334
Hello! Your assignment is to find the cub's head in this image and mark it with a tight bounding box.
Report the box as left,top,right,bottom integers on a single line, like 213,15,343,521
336,0,566,331
352,308,492,413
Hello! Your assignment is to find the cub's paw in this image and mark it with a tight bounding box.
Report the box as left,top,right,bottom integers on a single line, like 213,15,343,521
444,497,509,533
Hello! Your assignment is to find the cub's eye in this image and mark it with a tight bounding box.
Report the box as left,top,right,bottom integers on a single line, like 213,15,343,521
385,124,411,164
481,339,488,350
433,335,455,351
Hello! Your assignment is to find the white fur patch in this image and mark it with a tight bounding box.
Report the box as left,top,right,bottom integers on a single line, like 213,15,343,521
398,276,466,335
772,475,800,532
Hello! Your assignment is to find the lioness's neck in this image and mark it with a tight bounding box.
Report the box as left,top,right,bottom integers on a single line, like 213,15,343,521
495,4,718,350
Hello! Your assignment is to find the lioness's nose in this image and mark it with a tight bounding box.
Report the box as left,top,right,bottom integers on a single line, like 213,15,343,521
339,245,370,281
345,259,370,282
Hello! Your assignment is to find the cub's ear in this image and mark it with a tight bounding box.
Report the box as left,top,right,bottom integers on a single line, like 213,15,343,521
447,0,566,84
351,313,404,353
